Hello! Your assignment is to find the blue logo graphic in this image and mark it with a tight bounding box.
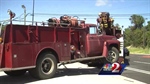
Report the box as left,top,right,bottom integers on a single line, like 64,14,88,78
99,62,126,75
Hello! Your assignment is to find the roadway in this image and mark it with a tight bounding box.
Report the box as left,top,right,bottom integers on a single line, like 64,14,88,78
0,54,149,84
122,54,150,84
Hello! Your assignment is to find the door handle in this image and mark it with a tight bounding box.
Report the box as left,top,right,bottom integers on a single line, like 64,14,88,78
90,37,94,39
64,43,67,47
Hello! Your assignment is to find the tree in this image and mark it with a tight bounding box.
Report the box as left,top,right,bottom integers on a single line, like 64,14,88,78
132,29,143,47
146,21,150,31
124,28,132,47
114,23,121,30
145,31,150,47
129,14,145,30
124,28,143,47
125,15,149,48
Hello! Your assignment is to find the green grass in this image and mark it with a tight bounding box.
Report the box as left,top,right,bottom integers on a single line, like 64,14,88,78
127,47,150,54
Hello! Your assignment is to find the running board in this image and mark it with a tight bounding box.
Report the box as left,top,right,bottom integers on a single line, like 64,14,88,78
0,66,35,71
59,56,105,66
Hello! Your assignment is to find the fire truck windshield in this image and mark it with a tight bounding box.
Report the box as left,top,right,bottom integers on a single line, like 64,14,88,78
89,26,97,34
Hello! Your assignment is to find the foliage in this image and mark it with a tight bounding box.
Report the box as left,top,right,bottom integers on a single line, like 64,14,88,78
146,21,150,31
0,24,6,31
145,31,150,47
114,23,122,30
124,28,132,46
124,14,149,49
129,14,145,30
124,27,150,48
128,47,150,54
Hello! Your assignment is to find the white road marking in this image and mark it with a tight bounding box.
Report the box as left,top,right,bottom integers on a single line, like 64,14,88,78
125,67,150,75
134,61,150,65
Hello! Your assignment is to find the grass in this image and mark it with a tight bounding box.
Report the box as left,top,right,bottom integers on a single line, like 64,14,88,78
127,47,150,54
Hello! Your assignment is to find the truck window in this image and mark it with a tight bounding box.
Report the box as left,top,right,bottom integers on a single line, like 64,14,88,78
89,27,97,34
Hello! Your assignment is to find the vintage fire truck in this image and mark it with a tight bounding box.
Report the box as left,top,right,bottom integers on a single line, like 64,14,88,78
0,11,123,79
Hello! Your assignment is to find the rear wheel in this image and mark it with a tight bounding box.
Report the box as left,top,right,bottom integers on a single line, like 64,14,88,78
29,52,57,80
4,70,26,76
106,47,119,63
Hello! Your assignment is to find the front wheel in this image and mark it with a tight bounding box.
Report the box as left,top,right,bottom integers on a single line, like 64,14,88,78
29,53,57,79
106,47,119,63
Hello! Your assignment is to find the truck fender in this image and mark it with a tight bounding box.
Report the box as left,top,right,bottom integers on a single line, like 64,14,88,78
34,47,59,65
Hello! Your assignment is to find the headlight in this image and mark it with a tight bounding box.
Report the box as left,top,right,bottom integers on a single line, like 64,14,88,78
112,37,117,40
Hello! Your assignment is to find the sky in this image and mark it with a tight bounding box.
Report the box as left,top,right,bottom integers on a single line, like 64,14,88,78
0,0,150,29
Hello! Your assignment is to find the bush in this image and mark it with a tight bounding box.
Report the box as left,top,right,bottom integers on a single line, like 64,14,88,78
124,27,149,48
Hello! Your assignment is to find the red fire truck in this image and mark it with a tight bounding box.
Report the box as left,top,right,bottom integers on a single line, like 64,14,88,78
0,11,123,79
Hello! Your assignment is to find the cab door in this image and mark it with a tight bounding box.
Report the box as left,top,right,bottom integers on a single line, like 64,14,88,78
87,26,103,56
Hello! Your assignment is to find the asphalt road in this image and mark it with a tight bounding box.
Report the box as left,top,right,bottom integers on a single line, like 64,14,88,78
122,54,150,84
0,54,149,84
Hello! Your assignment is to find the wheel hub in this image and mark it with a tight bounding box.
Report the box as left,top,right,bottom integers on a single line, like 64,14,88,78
107,50,117,63
41,59,53,74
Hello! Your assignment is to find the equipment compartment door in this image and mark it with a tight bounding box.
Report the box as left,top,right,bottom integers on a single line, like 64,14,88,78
79,31,87,57
56,28,70,60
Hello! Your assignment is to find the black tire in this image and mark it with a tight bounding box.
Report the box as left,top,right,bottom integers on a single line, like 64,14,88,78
29,52,57,80
106,47,119,63
4,70,26,76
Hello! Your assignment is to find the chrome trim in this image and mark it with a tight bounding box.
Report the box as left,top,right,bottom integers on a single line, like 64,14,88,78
117,37,124,57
